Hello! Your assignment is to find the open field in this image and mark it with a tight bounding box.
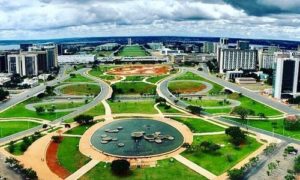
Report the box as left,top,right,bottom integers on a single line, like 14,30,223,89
0,121,40,138
171,117,225,133
174,72,223,94
146,75,169,84
0,99,69,121
112,82,156,95
82,102,105,117
34,101,85,110
80,159,207,180
60,84,101,96
168,81,207,94
228,117,300,140
182,134,262,175
57,137,91,173
109,100,158,114
108,65,170,76
116,45,149,57
64,74,93,83
184,99,230,107
89,66,115,77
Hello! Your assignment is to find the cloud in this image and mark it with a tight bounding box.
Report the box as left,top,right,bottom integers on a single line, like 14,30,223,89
0,0,299,40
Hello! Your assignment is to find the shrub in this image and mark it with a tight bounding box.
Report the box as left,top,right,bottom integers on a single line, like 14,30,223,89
111,159,130,176
74,114,94,125
227,168,245,180
225,127,246,146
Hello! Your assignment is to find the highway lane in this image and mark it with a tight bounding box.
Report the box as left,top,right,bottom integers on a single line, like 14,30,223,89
0,68,112,144
186,67,300,115
0,65,70,112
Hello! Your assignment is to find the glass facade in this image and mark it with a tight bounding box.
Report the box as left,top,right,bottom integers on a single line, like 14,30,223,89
281,60,295,93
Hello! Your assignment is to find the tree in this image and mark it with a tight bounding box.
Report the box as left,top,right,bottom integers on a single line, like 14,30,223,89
294,156,300,173
186,105,203,115
227,168,245,180
74,114,94,125
51,136,62,143
231,106,249,121
35,106,45,114
258,113,266,120
8,141,15,153
155,97,166,104
45,86,54,96
225,127,246,146
111,159,130,176
199,141,211,151
0,88,9,101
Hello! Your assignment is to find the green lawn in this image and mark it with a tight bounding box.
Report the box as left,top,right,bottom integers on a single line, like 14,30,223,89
34,101,86,110
98,75,116,81
109,100,158,114
146,75,169,84
174,72,223,94
0,99,70,121
60,84,101,96
116,45,149,57
92,50,113,57
168,81,206,94
228,118,300,140
228,94,282,116
0,121,40,138
124,76,146,81
157,104,182,114
64,74,93,83
171,117,225,133
65,123,96,135
82,103,105,117
80,159,207,180
184,99,230,107
89,66,115,77
205,108,232,114
182,134,262,175
112,82,156,95
57,137,91,173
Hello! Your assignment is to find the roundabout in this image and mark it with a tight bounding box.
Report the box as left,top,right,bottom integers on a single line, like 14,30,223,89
90,118,184,157
80,117,193,161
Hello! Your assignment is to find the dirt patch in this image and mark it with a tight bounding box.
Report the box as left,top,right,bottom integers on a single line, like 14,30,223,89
108,65,171,76
46,140,70,179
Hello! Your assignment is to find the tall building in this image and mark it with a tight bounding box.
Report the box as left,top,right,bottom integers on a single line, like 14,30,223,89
237,41,250,50
273,51,300,99
29,44,58,72
202,42,214,53
0,52,8,72
128,38,132,46
7,53,38,76
258,46,280,69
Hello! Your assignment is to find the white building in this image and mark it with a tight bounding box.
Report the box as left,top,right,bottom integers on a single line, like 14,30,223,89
273,51,300,99
58,55,95,64
147,43,163,50
7,53,38,76
219,48,257,73
258,46,279,69
96,43,119,51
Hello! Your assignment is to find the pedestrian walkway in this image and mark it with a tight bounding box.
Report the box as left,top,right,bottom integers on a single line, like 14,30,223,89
65,159,100,180
174,155,216,180
61,134,82,138
193,131,224,136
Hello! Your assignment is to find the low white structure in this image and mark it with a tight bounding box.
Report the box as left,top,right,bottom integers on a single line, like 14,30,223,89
235,77,256,84
20,78,39,87
225,70,243,81
58,55,95,64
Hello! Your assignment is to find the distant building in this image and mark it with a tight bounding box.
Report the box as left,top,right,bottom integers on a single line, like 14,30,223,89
273,51,300,99
237,41,250,50
202,42,214,53
29,44,58,72
58,55,95,64
20,44,33,51
128,38,132,46
258,46,280,69
0,52,8,72
147,43,163,50
97,43,119,51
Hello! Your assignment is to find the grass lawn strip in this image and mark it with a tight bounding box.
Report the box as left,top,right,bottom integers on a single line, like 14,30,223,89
146,75,169,84
60,84,100,96
117,45,149,57
112,82,156,95
171,117,225,133
82,103,105,117
157,104,183,114
0,121,40,138
64,74,94,83
182,134,262,175
109,100,158,114
57,137,91,173
80,159,207,180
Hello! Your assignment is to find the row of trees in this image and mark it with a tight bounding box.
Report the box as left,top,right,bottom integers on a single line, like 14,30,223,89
227,156,260,180
8,132,42,153
5,157,38,179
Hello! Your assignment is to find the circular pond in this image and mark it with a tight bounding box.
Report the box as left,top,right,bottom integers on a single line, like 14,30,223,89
90,118,184,157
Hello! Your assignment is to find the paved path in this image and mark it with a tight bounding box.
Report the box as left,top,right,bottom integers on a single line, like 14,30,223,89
193,131,225,136
174,155,216,179
65,159,100,180
61,134,82,138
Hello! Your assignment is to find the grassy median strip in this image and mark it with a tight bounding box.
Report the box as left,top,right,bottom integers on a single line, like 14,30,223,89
109,100,158,114
0,121,40,138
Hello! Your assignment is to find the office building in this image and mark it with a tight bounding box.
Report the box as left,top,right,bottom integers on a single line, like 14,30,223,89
0,52,8,72
202,42,214,53
273,51,300,99
97,43,119,51
147,43,163,50
258,46,280,69
29,44,58,72
7,53,38,76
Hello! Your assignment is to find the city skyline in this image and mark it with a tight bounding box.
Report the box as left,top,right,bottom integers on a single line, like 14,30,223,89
0,0,300,40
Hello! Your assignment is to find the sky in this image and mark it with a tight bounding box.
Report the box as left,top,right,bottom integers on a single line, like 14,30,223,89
0,0,300,40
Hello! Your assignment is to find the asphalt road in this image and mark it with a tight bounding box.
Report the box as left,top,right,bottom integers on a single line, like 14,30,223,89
0,68,112,144
185,67,300,115
0,65,70,112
